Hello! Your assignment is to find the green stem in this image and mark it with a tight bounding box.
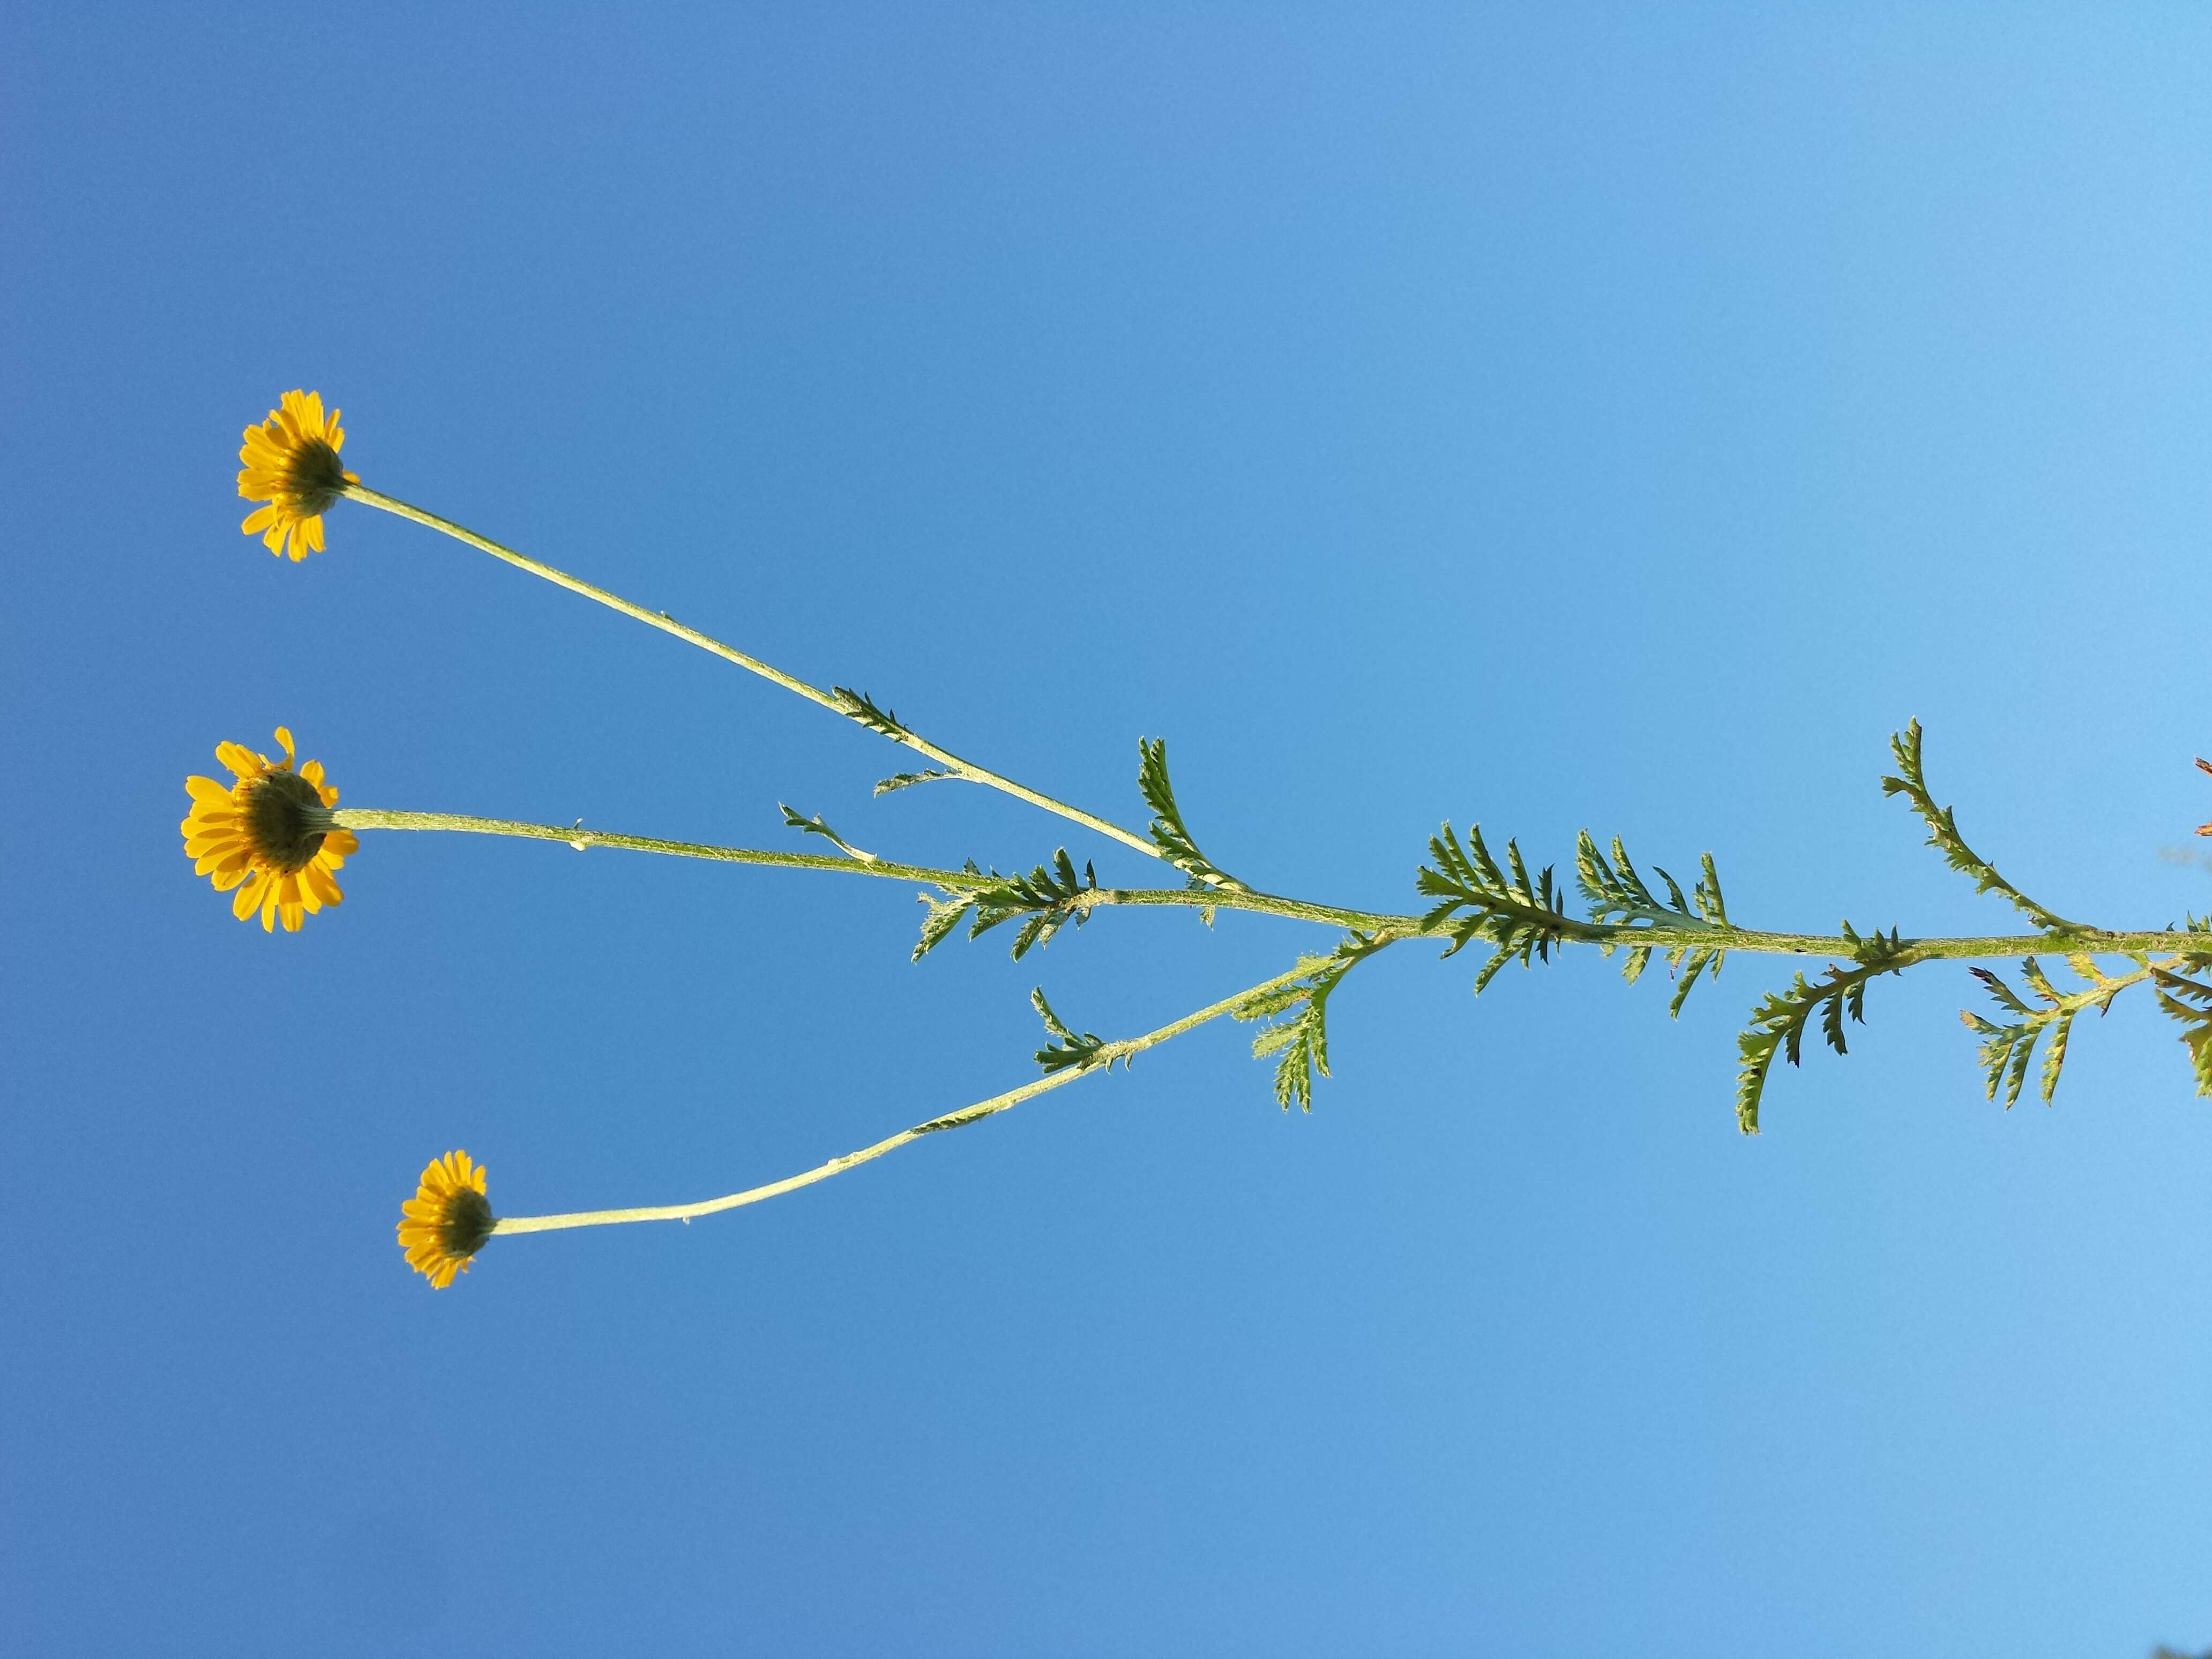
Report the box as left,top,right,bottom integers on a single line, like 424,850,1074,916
334,808,2212,960
1583,924,2208,960
342,484,1167,865
332,806,1398,932
490,958,1328,1236
338,807,1009,887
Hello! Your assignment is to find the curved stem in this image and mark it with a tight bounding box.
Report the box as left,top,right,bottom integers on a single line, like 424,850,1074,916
491,958,1328,1236
342,485,1167,864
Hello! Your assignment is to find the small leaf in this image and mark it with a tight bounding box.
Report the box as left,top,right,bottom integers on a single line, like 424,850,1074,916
875,768,958,796
1137,738,1247,892
780,802,876,863
1881,719,2082,935
830,686,910,740
1032,987,1107,1073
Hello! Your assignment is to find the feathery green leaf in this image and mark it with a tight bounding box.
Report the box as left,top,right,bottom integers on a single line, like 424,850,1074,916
1137,738,1247,893
1881,720,2082,935
1032,988,1108,1074
779,803,877,863
1735,933,1915,1133
1418,823,1575,991
874,767,958,796
1232,933,1385,1110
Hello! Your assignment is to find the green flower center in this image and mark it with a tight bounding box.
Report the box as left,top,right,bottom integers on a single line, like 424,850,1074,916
243,768,332,872
283,438,349,514
439,1187,496,1259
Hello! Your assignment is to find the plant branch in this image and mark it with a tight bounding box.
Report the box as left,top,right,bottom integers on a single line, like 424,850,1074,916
334,806,2212,961
332,806,1404,933
1881,719,2086,935
490,959,1329,1237
342,484,1168,865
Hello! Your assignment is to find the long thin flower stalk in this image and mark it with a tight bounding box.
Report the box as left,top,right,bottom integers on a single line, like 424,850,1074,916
342,484,1169,866
491,958,1330,1238
332,807,2212,961
334,805,1409,933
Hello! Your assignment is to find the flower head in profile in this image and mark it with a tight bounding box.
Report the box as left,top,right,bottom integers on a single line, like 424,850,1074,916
399,1152,496,1288
2198,757,2212,837
238,390,357,560
181,727,357,932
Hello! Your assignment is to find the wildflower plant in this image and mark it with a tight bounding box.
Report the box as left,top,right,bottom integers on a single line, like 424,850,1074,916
215,392,2212,1289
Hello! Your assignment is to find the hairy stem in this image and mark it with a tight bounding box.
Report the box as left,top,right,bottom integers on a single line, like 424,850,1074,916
491,958,1331,1236
332,806,1400,932
1582,923,2206,960
342,484,1166,865
335,807,2210,961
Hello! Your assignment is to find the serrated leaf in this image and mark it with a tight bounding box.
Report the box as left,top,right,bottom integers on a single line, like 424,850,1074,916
1419,821,1577,984
963,848,1100,959
1881,719,2082,934
1032,987,1107,1074
1733,948,1916,1132
875,767,958,796
1668,949,1717,1019
913,892,973,962
2154,967,2212,1095
780,802,877,863
1137,738,1247,891
2038,1012,2074,1105
829,686,910,740
1231,933,1383,1111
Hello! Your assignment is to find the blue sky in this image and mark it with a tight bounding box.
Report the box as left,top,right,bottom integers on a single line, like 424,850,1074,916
5,5,2211,1654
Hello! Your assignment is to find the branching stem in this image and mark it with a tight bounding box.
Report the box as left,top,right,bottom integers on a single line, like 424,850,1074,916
333,807,2210,961
491,958,1334,1237
343,485,1167,866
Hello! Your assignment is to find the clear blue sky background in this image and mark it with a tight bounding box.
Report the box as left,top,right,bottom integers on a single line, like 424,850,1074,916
4,5,2210,1654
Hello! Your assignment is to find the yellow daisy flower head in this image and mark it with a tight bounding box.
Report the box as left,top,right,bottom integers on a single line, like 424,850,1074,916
180,726,358,932
237,390,357,560
399,1151,496,1289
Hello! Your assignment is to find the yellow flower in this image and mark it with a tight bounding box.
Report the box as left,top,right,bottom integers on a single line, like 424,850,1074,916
181,726,358,932
399,1152,496,1288
2198,757,2212,837
237,390,357,560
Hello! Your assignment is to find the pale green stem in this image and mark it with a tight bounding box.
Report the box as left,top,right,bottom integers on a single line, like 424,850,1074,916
490,959,1328,1235
1561,924,2212,961
333,808,2212,960
332,806,1406,932
341,484,1167,865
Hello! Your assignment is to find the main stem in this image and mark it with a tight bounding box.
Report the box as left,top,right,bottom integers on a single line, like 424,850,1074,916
342,484,1168,865
492,959,1326,1235
333,808,2212,959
